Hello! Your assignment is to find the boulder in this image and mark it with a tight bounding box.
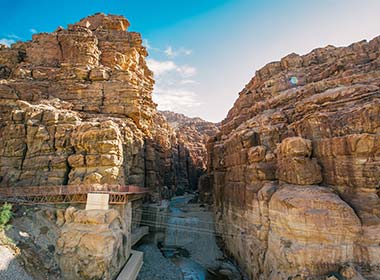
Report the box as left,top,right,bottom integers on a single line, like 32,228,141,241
56,207,128,280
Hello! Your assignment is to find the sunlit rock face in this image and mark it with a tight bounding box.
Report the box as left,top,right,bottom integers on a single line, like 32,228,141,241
206,38,380,279
0,13,202,193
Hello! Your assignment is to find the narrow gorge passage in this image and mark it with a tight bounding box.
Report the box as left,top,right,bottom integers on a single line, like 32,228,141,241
136,195,242,280
0,7,379,280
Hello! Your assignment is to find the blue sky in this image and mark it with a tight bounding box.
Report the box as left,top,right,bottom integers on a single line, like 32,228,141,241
1,0,380,122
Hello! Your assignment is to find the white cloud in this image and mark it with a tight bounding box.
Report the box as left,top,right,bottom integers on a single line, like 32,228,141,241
180,79,198,85
145,39,199,115
0,33,22,47
143,40,192,58
146,59,177,76
7,34,21,39
164,46,174,57
0,38,15,47
153,87,201,113
30,28,37,34
146,57,201,114
143,39,151,50
164,46,192,57
146,58,197,78
143,39,162,52
177,65,197,77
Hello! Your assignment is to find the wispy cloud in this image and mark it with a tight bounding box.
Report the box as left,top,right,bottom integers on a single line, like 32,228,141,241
7,34,21,40
0,38,15,47
164,46,192,57
153,87,201,113
146,59,177,76
29,28,37,34
0,33,22,47
180,79,198,85
146,57,201,114
146,58,197,78
143,39,153,50
144,38,200,115
143,39,165,53
144,39,192,58
177,65,197,77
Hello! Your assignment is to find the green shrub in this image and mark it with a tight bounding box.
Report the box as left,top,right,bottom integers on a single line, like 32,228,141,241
0,203,12,230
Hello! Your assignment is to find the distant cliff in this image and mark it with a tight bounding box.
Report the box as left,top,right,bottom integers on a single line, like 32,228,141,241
205,37,380,279
161,110,219,192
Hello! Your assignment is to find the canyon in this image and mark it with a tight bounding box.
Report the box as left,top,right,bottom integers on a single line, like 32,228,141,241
0,12,379,280
161,110,220,192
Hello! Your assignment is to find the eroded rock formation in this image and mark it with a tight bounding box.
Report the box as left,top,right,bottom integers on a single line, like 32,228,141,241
56,207,128,280
161,110,219,193
0,13,199,194
206,38,380,279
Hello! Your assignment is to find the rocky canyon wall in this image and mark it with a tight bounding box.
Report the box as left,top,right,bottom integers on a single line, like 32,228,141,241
206,38,380,279
161,110,219,193
0,13,207,195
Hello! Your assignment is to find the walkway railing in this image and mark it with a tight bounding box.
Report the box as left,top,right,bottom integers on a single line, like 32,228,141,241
0,184,149,205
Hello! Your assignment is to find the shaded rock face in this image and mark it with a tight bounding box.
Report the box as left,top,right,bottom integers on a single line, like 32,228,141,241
0,13,192,193
161,110,219,193
206,38,380,279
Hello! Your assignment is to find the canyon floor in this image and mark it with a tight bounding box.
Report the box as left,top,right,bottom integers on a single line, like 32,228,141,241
136,194,243,280
0,195,243,280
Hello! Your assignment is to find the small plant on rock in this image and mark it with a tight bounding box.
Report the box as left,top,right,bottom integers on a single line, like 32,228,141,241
0,203,13,230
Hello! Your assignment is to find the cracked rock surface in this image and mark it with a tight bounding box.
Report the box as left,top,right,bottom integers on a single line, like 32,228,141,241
205,37,380,279
0,13,212,195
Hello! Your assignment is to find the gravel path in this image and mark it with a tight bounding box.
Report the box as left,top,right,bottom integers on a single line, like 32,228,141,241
136,243,183,280
0,245,33,280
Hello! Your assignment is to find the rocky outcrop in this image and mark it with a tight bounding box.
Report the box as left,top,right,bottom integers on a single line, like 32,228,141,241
206,37,380,279
56,207,128,280
5,203,132,280
161,111,219,193
0,13,194,194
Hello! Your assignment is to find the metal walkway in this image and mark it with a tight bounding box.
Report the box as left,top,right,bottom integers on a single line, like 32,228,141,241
0,184,149,205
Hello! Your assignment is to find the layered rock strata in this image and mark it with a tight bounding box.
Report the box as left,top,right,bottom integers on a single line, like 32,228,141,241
206,37,380,279
161,110,219,193
0,13,193,194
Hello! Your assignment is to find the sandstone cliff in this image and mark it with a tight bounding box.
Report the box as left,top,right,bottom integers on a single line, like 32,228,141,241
161,110,219,193
0,13,198,195
205,38,380,279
